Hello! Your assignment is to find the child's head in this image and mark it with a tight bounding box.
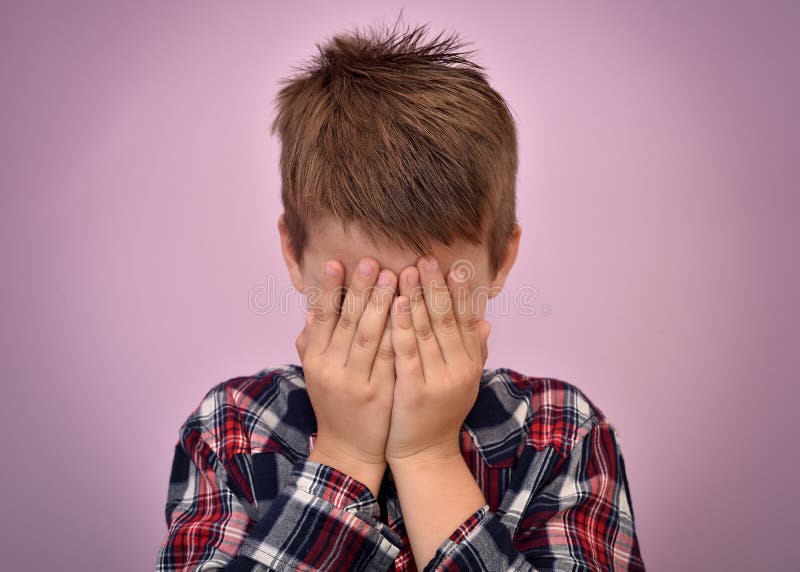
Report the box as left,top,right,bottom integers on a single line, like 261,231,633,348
272,21,521,319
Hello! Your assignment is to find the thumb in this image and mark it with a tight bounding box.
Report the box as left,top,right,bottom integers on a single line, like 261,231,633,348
478,319,491,366
295,312,313,361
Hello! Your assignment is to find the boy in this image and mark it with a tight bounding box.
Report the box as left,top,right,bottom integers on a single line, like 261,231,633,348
156,21,645,571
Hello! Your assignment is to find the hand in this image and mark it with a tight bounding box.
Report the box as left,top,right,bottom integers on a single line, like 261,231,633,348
295,257,398,495
384,255,491,466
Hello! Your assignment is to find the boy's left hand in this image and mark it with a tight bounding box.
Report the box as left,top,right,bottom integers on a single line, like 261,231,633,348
385,255,491,466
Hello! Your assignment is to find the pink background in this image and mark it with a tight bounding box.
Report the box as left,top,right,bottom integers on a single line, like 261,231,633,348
2,1,797,569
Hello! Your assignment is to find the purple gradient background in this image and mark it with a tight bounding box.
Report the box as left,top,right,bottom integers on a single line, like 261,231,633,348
1,1,797,569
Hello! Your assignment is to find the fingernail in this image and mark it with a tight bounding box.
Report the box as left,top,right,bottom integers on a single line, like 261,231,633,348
324,261,338,276
398,296,411,313
358,258,374,276
377,270,391,287
407,269,419,286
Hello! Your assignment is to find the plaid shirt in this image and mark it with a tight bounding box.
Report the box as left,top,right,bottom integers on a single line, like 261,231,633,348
156,364,645,571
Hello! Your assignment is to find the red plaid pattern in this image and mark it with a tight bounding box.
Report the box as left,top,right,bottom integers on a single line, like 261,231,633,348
156,364,645,570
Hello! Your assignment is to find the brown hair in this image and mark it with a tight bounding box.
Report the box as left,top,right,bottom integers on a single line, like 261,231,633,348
270,18,518,279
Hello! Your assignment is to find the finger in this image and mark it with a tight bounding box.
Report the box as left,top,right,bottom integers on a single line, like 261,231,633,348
417,255,463,364
370,319,396,385
305,259,346,356
328,257,381,365
445,262,482,362
390,296,424,390
347,269,397,374
399,266,441,381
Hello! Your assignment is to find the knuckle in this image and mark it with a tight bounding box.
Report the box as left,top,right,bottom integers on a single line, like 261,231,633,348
361,384,380,402
375,344,395,361
461,315,480,332
354,330,373,349
414,323,434,341
311,309,333,325
402,344,419,360
440,311,458,330
337,312,358,332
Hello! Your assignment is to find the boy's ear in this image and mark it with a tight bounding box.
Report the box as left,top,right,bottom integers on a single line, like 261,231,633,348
278,213,305,292
488,223,522,298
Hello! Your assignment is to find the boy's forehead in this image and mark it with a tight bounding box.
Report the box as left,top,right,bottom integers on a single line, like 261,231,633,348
305,215,482,276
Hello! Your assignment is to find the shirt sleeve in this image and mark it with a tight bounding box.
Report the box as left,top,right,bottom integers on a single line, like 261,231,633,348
420,420,645,571
156,423,404,571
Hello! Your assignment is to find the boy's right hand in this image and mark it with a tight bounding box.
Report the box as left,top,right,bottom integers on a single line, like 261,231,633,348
295,256,398,497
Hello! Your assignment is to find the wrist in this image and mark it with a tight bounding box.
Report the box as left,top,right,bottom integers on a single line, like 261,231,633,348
387,449,464,475
386,439,462,471
307,447,387,498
